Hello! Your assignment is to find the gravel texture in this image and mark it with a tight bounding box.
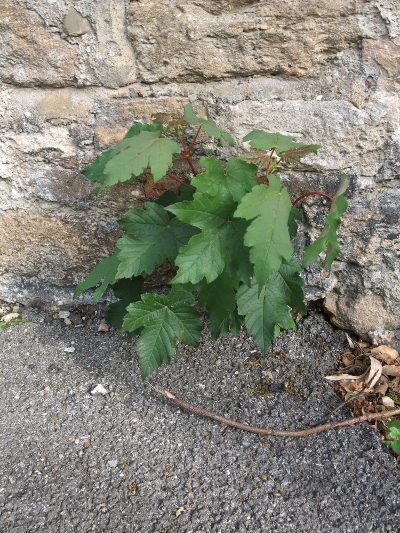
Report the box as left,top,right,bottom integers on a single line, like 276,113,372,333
1,306,400,533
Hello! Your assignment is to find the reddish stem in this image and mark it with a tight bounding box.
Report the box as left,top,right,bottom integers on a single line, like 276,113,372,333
292,192,333,206
166,173,196,191
184,155,197,177
188,125,202,154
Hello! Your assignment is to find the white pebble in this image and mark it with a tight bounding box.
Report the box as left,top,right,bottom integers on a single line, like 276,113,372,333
91,384,108,395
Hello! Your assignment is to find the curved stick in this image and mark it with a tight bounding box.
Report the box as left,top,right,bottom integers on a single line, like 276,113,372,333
147,383,400,438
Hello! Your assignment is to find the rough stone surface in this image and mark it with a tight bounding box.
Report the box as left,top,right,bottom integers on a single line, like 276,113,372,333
1,0,400,342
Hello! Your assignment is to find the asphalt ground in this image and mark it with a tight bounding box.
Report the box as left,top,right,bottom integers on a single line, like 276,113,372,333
1,306,400,533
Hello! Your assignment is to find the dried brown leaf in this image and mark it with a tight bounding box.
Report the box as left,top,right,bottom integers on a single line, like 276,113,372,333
382,364,400,377
239,149,272,169
367,356,382,388
381,396,396,408
370,345,399,364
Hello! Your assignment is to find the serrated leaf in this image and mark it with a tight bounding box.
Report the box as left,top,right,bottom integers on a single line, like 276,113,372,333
121,291,202,379
73,251,120,302
105,277,144,329
302,175,349,269
100,130,180,190
182,104,234,146
234,175,293,288
280,144,322,164
198,271,242,340
243,130,306,155
155,185,195,208
192,156,257,202
81,123,163,190
116,202,199,279
238,149,273,169
167,190,252,285
288,206,302,238
237,265,303,354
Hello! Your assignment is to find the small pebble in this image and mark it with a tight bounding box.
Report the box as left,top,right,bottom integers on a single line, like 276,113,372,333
108,460,118,468
64,347,75,353
91,384,108,395
58,311,70,319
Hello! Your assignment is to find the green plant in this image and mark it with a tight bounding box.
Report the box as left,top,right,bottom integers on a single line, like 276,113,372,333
386,419,400,455
74,105,349,379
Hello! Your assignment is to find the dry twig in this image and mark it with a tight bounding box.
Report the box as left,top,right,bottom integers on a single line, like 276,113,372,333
147,382,400,438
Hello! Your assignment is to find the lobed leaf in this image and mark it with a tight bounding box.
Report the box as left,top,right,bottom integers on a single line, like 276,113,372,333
167,190,252,285
236,259,305,355
243,130,306,155
73,251,120,302
198,270,242,340
102,130,181,188
121,291,202,379
234,175,293,288
82,123,163,191
288,206,303,238
116,202,199,279
105,277,144,330
192,156,257,203
302,175,349,269
182,104,234,146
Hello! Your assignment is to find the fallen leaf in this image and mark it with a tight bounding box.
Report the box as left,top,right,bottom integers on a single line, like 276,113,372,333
382,365,400,377
326,372,368,382
366,356,382,388
345,333,355,349
370,345,399,364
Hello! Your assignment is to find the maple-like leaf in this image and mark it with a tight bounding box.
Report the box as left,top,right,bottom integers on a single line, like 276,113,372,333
238,149,274,169
234,175,293,288
280,144,322,164
82,123,163,192
116,202,199,279
198,270,242,340
105,277,144,330
288,206,302,238
236,259,305,354
73,251,120,302
243,130,306,155
167,190,252,285
302,175,349,269
98,130,181,190
121,291,202,379
182,104,234,146
192,156,257,202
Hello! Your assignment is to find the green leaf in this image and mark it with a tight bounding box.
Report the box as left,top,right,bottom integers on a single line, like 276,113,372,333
81,123,163,191
388,419,400,430
302,175,349,269
98,130,180,190
234,175,293,288
386,439,400,455
116,202,199,279
198,271,242,340
73,251,120,302
288,206,302,238
243,130,306,156
105,277,144,330
236,260,304,354
167,190,252,285
182,104,234,146
155,184,195,208
192,156,258,202
121,291,202,379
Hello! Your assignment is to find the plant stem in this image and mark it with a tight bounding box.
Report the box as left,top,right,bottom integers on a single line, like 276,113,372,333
166,173,196,191
177,131,198,177
292,192,333,206
188,125,202,154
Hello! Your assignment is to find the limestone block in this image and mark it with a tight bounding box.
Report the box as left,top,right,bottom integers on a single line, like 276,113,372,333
0,1,78,87
127,0,361,82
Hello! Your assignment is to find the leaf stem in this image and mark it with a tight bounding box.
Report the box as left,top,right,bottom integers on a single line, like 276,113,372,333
292,192,333,206
166,173,196,191
188,125,202,154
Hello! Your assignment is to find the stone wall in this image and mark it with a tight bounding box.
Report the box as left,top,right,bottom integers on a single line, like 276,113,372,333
1,0,399,344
